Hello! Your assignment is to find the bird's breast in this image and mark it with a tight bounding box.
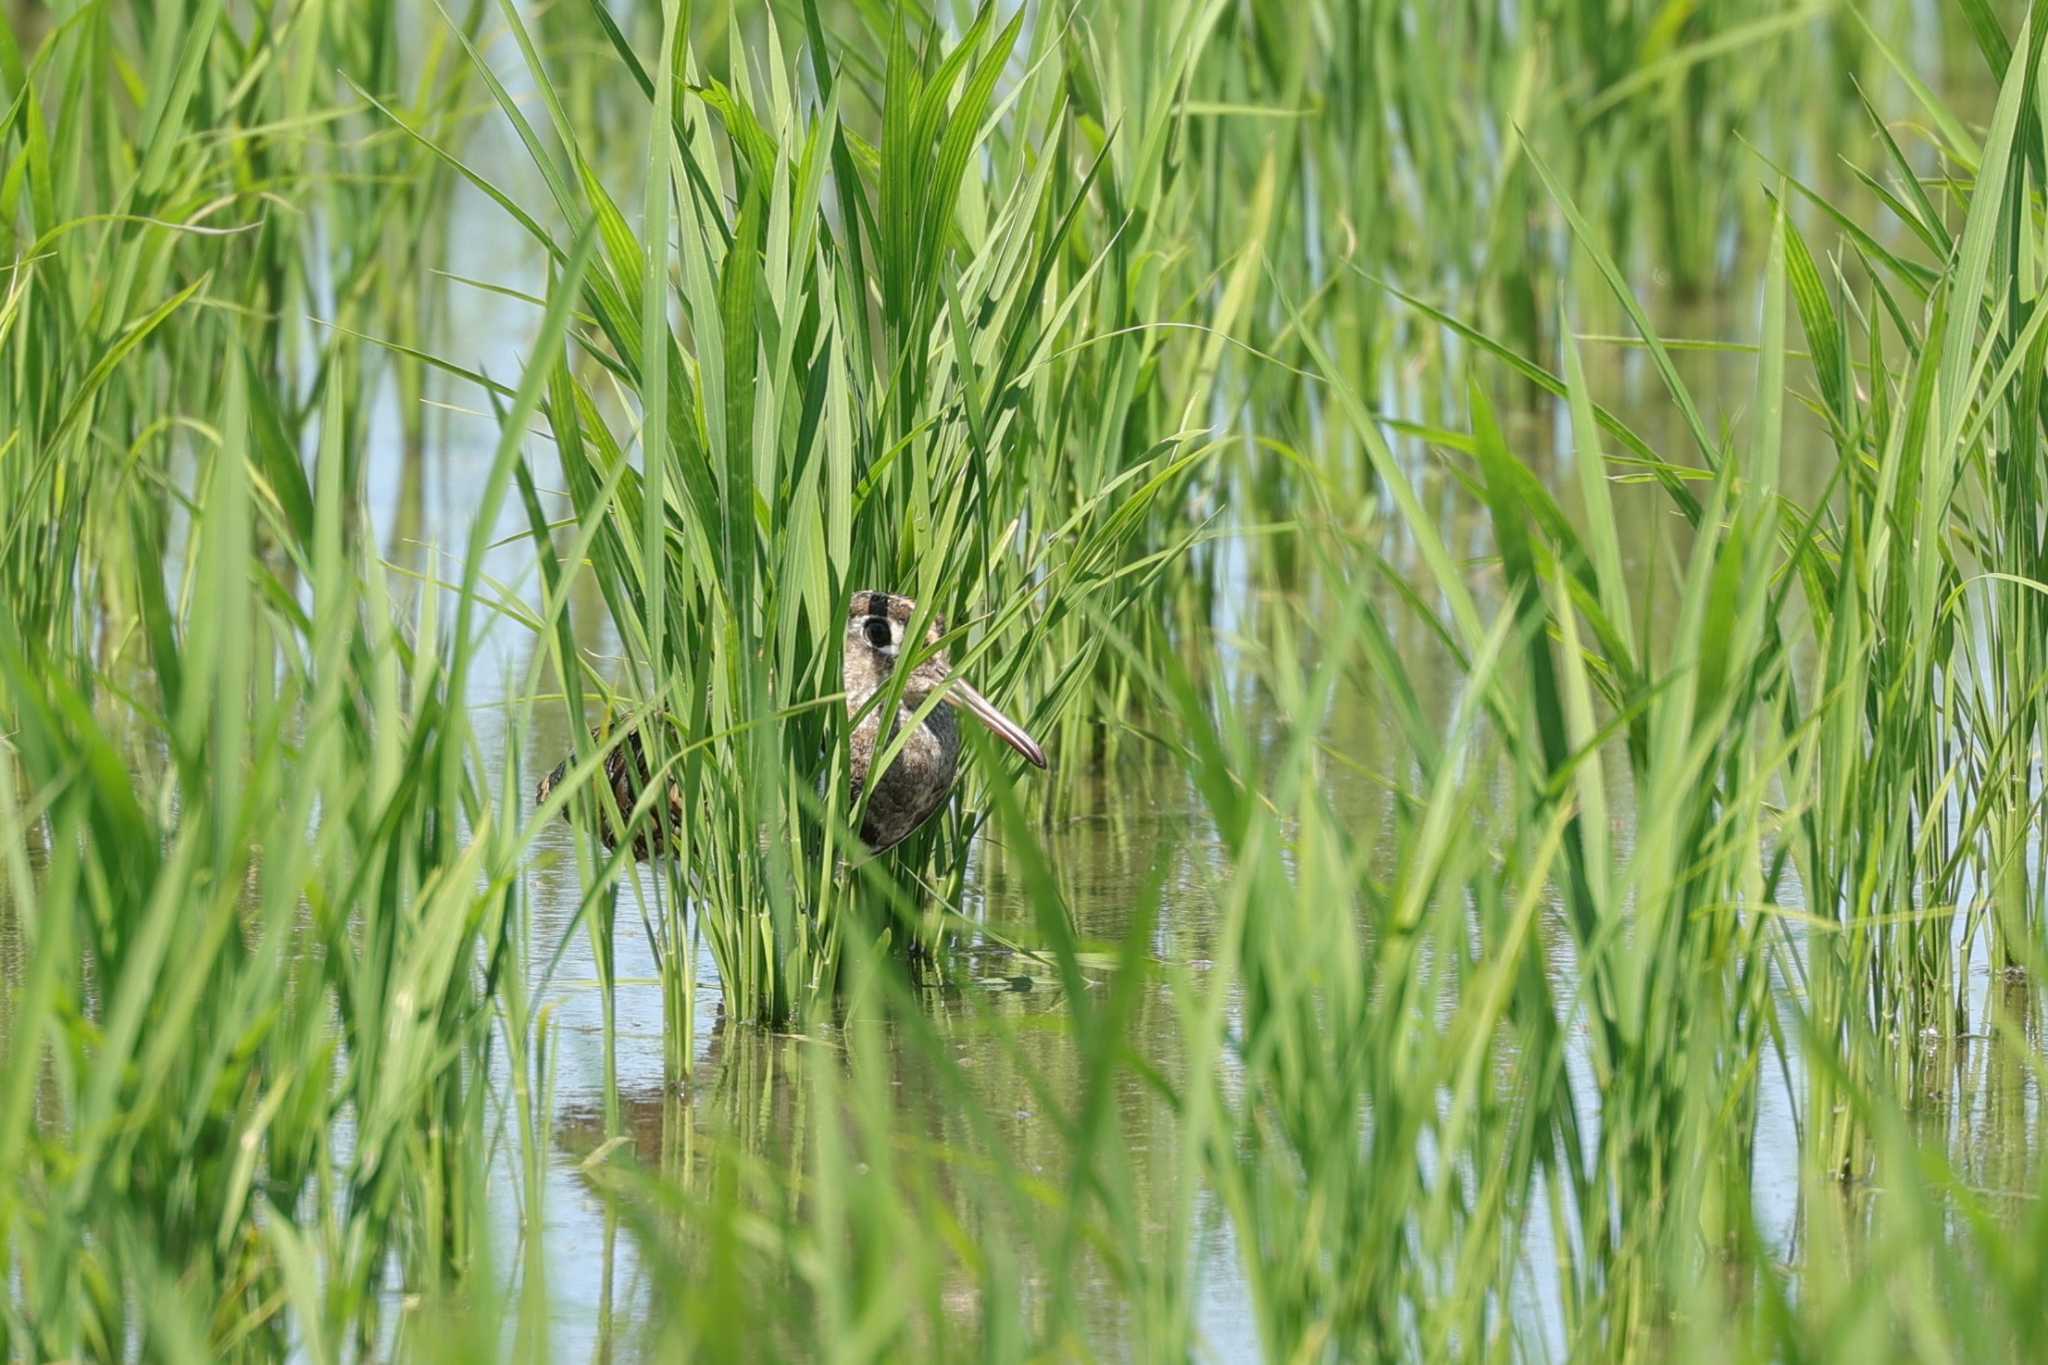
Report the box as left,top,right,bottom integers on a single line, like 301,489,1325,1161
849,701,960,850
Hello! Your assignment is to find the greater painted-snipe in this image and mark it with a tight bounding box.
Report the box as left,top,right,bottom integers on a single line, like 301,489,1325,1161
535,590,1047,857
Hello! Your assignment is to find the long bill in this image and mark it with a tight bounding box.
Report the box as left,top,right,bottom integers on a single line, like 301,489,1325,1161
946,677,1048,768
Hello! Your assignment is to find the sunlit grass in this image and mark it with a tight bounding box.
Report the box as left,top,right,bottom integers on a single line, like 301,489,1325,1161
5,0,2048,1360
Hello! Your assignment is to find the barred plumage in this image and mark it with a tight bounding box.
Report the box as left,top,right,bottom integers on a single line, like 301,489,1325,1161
535,720,687,860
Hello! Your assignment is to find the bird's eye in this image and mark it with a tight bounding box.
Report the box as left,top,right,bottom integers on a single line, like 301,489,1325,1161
863,616,893,650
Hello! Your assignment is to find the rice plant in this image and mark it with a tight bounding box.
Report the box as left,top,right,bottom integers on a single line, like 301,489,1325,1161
445,1,1234,1045
9,0,2048,1361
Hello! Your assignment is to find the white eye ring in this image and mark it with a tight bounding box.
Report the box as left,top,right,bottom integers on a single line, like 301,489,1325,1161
862,616,893,650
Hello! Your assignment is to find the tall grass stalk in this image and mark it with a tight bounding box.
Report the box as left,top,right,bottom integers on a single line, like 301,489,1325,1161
12,0,2048,1360
441,1,1227,1041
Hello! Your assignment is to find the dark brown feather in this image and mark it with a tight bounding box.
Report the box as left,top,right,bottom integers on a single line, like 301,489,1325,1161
534,721,685,859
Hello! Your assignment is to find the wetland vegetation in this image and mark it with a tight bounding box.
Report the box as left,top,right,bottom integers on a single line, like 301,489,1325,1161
4,0,2048,1358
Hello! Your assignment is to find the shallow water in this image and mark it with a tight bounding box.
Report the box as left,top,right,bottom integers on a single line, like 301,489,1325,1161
398,333,2047,1359
4,9,2034,1355
324,199,1948,1351
0,241,2019,1360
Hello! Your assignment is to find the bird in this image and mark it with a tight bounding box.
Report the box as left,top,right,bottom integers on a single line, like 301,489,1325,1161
535,589,1047,858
